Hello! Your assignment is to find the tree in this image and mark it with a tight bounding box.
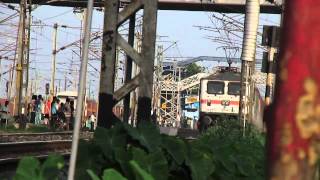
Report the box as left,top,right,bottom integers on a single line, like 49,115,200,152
184,63,203,77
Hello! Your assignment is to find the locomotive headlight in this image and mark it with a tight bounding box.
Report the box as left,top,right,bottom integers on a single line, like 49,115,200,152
221,100,230,106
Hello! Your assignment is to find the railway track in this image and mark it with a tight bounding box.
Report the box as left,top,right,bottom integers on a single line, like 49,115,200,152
160,127,200,139
177,128,200,139
0,132,92,173
0,140,71,178
0,140,72,161
0,131,93,143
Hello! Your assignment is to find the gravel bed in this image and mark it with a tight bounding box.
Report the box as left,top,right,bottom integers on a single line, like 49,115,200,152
0,131,93,143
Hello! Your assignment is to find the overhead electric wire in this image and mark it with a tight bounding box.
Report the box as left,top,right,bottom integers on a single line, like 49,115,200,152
40,9,72,21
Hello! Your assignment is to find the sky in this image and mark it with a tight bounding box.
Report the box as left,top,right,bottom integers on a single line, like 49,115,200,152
0,4,280,99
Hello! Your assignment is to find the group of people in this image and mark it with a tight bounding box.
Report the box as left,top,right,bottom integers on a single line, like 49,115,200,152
0,95,97,131
0,101,9,127
27,95,74,130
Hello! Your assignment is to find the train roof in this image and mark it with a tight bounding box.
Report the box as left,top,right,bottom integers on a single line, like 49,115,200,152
202,71,241,81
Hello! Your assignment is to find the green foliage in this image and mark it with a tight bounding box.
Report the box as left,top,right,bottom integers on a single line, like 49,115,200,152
76,121,265,180
199,120,266,179
103,169,128,180
14,155,64,180
15,120,265,180
129,161,155,180
184,63,203,77
87,169,128,180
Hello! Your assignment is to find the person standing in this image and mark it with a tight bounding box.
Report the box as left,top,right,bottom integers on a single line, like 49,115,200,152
89,113,96,131
30,95,37,124
176,112,181,128
51,97,58,129
44,97,51,126
0,101,9,126
70,100,75,130
64,98,72,131
35,95,43,125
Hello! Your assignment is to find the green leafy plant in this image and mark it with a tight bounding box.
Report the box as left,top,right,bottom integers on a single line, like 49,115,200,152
75,121,265,180
14,155,64,180
199,120,266,179
14,120,266,180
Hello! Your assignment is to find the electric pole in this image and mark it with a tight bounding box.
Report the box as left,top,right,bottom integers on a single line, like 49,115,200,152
25,1,32,97
7,64,14,100
58,79,61,93
88,79,92,100
123,14,136,123
50,23,58,96
64,73,67,91
261,26,280,105
265,47,276,105
14,0,27,116
0,58,2,82
24,0,32,112
239,0,260,129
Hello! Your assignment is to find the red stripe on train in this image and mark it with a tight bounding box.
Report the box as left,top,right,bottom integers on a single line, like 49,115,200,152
200,99,239,106
229,101,239,106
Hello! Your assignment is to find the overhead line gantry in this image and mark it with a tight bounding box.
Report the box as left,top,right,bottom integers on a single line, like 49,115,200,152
2,0,282,14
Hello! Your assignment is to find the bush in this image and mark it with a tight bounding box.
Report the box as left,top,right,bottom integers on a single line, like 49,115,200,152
14,120,266,180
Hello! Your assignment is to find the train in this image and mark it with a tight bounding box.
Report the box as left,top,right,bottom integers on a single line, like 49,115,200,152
198,66,265,131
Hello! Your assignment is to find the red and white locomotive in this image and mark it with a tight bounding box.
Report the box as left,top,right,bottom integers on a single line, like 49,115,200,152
198,66,241,131
198,66,265,131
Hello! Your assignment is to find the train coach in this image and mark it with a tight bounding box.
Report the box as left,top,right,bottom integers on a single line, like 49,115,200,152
198,66,264,131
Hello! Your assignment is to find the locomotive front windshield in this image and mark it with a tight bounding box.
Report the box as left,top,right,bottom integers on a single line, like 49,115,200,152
228,82,241,95
207,81,224,94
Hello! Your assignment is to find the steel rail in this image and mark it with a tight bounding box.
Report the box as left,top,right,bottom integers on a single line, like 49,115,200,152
0,132,93,143
0,140,72,160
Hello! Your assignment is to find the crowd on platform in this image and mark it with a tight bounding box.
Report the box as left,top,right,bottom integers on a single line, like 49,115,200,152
0,95,96,131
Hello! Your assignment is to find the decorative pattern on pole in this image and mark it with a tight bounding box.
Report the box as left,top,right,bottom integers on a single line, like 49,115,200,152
98,0,158,128
267,1,320,179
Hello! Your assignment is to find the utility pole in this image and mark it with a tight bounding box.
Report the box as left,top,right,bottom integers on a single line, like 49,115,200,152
57,79,62,93
64,73,67,91
136,0,158,123
14,0,27,116
8,64,14,100
24,0,32,112
176,66,181,128
156,45,163,125
50,23,58,96
265,47,276,105
68,1,93,178
123,14,136,124
261,26,280,105
88,79,93,100
25,0,32,96
30,79,33,96
0,58,2,82
239,0,260,130
130,31,142,126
